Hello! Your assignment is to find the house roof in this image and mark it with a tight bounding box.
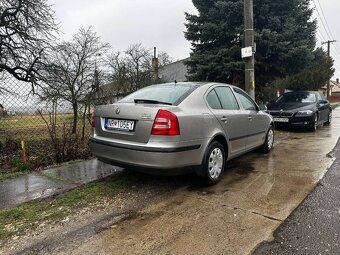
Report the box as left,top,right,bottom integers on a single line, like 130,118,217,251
321,80,340,93
331,80,340,93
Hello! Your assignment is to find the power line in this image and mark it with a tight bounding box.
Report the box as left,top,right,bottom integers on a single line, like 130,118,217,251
314,0,340,62
317,30,327,44
315,0,334,38
331,50,340,61
312,0,340,58
312,0,333,40
310,1,340,80
332,44,340,57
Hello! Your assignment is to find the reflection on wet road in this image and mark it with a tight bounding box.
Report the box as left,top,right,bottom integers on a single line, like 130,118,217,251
0,160,120,210
4,109,340,255
57,110,340,255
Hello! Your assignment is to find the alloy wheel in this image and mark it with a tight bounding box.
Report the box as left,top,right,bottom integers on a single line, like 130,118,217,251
208,148,224,180
314,114,318,131
267,129,274,149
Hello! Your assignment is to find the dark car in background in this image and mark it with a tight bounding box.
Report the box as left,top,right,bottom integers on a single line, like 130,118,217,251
267,91,332,131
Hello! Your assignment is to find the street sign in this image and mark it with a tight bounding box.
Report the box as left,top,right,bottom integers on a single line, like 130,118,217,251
241,46,253,58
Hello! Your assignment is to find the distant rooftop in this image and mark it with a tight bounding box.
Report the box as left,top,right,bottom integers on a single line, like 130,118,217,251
159,58,189,83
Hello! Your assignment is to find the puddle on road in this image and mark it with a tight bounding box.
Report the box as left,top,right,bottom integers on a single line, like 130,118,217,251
44,159,121,184
186,113,340,220
0,159,121,210
228,160,256,175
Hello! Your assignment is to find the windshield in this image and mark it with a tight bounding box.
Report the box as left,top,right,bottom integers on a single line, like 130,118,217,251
119,84,197,105
275,92,316,103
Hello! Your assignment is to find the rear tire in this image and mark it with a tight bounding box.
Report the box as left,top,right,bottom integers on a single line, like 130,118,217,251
260,126,274,153
201,141,225,186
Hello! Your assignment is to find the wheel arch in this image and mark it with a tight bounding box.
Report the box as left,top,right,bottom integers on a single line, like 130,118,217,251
195,133,229,177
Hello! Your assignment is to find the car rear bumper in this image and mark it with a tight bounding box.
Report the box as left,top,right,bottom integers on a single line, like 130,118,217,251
89,136,205,170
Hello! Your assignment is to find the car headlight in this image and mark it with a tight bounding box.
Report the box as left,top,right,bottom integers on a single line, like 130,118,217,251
296,110,314,116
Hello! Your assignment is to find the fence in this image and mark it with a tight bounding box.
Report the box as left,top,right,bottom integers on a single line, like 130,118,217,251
0,77,115,174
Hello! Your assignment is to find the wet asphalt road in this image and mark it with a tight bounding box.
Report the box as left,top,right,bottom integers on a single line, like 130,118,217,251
2,109,340,255
253,137,340,254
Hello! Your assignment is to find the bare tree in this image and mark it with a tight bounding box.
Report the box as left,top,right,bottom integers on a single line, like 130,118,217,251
39,27,109,134
108,43,160,95
158,51,173,67
125,43,152,91
0,0,57,84
107,52,133,96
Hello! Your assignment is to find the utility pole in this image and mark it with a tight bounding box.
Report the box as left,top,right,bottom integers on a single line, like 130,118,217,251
322,40,336,100
244,0,255,99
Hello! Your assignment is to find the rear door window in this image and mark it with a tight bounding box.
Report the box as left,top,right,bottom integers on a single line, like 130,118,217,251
214,87,240,110
234,88,258,111
206,89,222,109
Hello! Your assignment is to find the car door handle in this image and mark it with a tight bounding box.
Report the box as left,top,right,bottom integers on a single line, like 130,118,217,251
248,116,253,121
220,116,228,122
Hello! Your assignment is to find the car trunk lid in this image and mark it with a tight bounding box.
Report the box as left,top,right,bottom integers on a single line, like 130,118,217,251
94,103,174,143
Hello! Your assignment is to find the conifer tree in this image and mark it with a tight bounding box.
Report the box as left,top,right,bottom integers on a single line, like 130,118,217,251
185,0,331,99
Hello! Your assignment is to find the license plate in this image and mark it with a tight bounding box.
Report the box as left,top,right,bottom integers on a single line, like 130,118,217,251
273,117,289,123
105,118,135,131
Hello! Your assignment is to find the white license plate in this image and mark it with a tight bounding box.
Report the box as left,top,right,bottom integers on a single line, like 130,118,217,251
105,118,135,131
273,117,289,123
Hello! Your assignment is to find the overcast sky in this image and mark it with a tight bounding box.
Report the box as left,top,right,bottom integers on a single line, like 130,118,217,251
49,0,340,79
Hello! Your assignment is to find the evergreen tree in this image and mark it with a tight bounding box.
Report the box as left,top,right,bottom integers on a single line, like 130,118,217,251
185,0,244,84
185,0,331,100
273,48,334,91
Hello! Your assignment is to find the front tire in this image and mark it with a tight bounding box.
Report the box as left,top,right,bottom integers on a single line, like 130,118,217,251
260,126,274,153
201,141,225,186
325,110,332,125
308,113,318,132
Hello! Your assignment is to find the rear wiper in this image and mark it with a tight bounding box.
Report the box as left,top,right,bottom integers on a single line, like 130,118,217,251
134,99,172,105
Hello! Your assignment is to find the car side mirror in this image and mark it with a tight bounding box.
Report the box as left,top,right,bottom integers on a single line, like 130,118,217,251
259,104,267,111
319,100,328,105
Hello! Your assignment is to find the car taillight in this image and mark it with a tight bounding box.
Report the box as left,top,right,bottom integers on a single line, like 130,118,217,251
91,111,95,128
151,109,180,136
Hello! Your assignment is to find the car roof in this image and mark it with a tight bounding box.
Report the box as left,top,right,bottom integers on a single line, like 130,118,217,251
283,90,319,94
153,81,240,90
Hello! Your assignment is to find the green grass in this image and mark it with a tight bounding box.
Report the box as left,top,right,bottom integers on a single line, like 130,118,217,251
0,173,136,239
0,171,26,182
45,159,84,170
11,159,29,172
41,173,67,182
331,103,340,110
0,114,74,130
0,114,91,144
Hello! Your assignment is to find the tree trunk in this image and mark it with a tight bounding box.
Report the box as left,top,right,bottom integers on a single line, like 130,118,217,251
72,103,78,134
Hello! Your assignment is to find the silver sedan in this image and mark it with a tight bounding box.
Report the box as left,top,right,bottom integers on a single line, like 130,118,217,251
89,82,274,185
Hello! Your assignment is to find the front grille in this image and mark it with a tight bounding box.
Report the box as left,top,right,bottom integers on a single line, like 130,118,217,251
269,111,294,117
269,111,280,117
281,112,294,117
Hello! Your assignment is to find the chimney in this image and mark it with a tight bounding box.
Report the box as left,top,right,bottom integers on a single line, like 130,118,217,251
151,47,159,83
337,78,339,84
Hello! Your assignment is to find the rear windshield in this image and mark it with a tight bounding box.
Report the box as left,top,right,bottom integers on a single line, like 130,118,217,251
119,84,197,105
276,92,316,103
